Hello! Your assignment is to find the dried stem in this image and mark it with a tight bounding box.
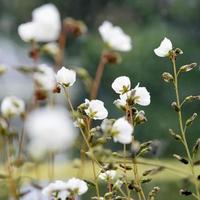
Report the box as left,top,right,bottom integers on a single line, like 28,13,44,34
90,54,107,99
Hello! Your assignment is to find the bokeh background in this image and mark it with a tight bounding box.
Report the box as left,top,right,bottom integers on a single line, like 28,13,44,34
0,0,200,199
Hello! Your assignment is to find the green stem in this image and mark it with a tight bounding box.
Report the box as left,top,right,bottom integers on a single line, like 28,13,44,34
171,55,200,199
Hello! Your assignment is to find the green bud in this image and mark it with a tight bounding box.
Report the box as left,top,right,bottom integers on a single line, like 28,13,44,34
186,113,197,127
175,48,183,55
179,63,197,73
169,129,182,141
162,72,174,83
173,154,188,165
171,101,180,112
192,138,200,155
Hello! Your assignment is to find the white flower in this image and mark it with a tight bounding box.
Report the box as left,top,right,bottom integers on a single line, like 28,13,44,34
20,185,48,200
112,117,133,144
25,107,77,158
56,67,76,87
99,170,116,181
84,99,108,120
34,64,56,91
99,21,132,52
1,96,25,118
66,178,88,196
114,83,151,107
134,83,151,106
154,37,173,57
18,4,61,42
42,180,69,198
112,76,131,94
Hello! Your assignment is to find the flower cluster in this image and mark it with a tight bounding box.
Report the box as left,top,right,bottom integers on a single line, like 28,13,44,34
112,76,151,108
42,178,88,199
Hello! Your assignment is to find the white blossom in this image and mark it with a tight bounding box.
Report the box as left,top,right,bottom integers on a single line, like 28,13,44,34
99,170,117,181
56,67,76,87
1,96,25,118
66,178,88,196
25,107,77,158
112,117,133,144
154,37,173,57
42,180,69,199
34,64,56,91
99,21,132,52
18,4,61,42
84,99,108,120
114,83,151,107
133,83,151,106
111,76,131,94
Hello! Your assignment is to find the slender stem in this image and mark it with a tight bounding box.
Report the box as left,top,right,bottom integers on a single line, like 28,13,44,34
171,55,200,199
90,54,107,99
18,125,25,160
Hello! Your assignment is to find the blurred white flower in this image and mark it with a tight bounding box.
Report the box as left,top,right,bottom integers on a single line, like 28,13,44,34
66,178,88,196
56,67,76,87
99,21,132,52
99,170,116,181
112,76,131,94
1,96,25,118
42,180,69,199
25,107,77,158
18,4,61,42
84,99,108,120
154,37,172,57
34,64,56,91
112,117,133,144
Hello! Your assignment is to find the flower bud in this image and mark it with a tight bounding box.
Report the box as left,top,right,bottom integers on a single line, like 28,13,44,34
102,51,121,64
171,101,180,112
135,110,147,124
175,48,183,55
63,17,87,37
169,129,182,141
180,189,192,196
162,72,174,83
192,138,200,155
179,63,197,73
173,154,188,165
185,113,197,127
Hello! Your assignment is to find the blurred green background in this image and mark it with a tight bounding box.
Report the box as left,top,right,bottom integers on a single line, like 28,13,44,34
0,0,200,199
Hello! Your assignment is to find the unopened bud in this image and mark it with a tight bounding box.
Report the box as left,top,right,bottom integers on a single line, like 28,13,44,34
102,51,121,64
175,48,183,55
169,129,182,141
63,17,87,37
173,154,188,165
162,72,174,83
180,189,192,196
186,113,197,127
135,111,147,124
171,101,180,112
179,63,197,72
192,138,200,155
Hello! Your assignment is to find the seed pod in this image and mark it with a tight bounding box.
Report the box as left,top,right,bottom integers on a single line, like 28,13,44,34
162,72,174,83
141,178,152,184
179,63,197,72
180,189,192,196
173,154,189,165
193,160,200,166
119,164,132,170
186,113,197,127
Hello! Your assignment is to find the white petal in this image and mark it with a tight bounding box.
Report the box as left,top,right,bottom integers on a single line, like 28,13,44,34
112,76,131,94
154,37,172,57
134,85,151,106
